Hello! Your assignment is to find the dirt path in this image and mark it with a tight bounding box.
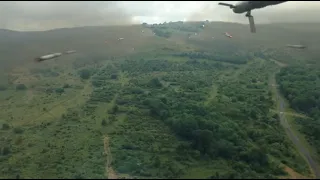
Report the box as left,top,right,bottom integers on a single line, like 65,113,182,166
271,69,320,178
103,70,126,179
270,59,287,67
25,89,34,104
104,136,118,179
102,64,133,179
270,109,310,119
280,165,310,179
281,112,310,119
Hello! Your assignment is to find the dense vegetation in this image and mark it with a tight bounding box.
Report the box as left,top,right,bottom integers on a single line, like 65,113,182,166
277,66,320,116
80,55,307,178
174,51,249,64
277,66,320,158
148,21,206,38
1,21,319,179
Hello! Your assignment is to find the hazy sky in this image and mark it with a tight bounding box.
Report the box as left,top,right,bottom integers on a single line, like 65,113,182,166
0,1,320,31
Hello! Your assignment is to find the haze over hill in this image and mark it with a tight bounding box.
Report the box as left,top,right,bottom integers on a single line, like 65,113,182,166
1,1,320,31
1,21,320,70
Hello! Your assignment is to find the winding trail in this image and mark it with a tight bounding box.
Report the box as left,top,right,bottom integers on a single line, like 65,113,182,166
102,64,130,179
271,69,320,179
104,136,118,179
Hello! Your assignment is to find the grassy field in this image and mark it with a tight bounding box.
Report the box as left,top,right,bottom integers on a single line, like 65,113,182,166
0,21,320,179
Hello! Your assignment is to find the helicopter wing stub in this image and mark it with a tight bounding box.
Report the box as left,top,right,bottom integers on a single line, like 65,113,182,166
218,2,235,8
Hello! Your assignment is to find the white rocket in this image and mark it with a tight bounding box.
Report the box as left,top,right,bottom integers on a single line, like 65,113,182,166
35,52,62,62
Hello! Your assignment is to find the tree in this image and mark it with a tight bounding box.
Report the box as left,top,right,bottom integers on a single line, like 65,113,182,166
63,84,71,88
1,146,10,155
0,85,7,91
16,84,27,90
2,123,10,130
79,69,91,79
101,119,107,126
192,129,213,154
172,118,198,139
111,74,118,79
153,28,172,38
149,78,162,88
55,88,65,94
108,105,118,114
13,127,23,134
153,156,161,168
259,95,265,101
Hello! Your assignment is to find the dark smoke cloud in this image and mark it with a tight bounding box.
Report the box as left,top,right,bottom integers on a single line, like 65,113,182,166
0,1,133,31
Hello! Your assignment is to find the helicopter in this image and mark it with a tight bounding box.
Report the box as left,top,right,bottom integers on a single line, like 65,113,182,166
218,1,288,33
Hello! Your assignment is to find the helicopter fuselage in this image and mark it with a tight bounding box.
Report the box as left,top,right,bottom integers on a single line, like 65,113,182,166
232,1,287,14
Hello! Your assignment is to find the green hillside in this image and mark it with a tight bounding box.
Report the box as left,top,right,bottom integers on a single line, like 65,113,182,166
0,21,319,179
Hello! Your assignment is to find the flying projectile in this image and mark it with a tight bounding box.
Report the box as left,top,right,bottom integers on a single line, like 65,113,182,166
34,53,62,62
286,44,307,49
225,32,232,38
65,50,76,54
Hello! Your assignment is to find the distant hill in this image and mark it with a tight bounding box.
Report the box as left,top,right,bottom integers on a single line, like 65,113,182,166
1,21,320,71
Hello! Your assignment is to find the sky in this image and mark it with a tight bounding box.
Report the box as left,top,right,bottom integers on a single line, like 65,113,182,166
0,1,320,31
